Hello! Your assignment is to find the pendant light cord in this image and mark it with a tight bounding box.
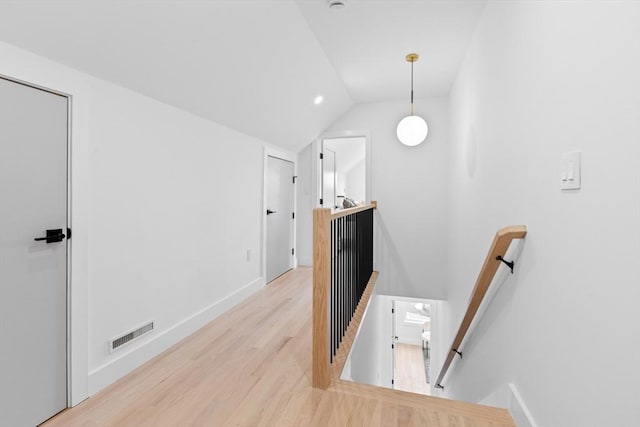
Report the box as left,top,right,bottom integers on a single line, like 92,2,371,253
410,60,414,116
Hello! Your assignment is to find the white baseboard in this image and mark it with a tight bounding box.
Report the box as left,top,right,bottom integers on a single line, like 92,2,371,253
88,276,265,396
395,338,422,346
297,256,312,266
479,383,538,427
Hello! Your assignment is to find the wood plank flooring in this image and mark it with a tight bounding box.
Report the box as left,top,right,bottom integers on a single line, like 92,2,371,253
394,343,430,396
44,268,514,427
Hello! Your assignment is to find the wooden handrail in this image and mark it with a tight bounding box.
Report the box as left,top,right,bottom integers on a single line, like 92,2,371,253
330,201,377,220
435,225,527,389
313,201,377,389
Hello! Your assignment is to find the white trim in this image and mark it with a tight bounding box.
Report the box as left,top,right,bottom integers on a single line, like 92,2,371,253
319,130,372,203
395,337,422,346
263,146,297,282
297,256,313,267
508,383,538,427
88,276,265,395
478,383,538,427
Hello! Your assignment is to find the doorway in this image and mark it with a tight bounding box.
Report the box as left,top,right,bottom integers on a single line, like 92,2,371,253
0,76,69,425
320,136,367,209
392,299,432,395
265,155,295,283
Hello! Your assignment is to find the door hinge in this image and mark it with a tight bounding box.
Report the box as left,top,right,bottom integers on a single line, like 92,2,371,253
292,212,295,219
391,343,394,349
392,379,394,385
320,153,324,160
291,248,295,255
319,198,323,205
391,308,394,314
292,176,297,184
67,227,72,240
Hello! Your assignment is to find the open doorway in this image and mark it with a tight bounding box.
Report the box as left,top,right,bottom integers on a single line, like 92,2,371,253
392,299,432,395
320,137,366,209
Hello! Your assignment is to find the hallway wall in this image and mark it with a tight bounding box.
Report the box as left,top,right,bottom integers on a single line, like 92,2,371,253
0,40,269,402
443,1,640,425
298,98,450,300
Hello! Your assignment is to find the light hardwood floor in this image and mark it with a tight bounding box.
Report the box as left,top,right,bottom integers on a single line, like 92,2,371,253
394,343,430,396
44,268,514,426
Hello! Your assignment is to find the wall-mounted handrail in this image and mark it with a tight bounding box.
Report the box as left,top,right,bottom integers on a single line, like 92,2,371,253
434,225,527,390
313,201,377,389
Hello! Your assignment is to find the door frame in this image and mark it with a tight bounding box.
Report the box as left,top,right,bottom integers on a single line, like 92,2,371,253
321,147,337,208
314,130,372,209
0,74,73,407
262,146,297,283
390,296,437,394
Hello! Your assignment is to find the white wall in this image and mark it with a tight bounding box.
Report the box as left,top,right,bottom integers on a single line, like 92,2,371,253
442,2,640,426
296,143,314,266
393,300,426,345
323,99,449,300
349,294,384,386
345,159,366,203
0,40,268,403
323,136,366,202
347,293,393,388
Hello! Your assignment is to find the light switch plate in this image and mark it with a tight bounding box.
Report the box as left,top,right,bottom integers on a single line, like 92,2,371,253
561,151,581,190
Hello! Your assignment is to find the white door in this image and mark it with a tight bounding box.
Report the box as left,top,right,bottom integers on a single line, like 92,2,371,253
0,77,68,426
322,148,336,208
392,300,397,389
266,156,294,283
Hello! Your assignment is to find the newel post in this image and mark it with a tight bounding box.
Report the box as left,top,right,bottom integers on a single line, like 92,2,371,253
312,207,331,389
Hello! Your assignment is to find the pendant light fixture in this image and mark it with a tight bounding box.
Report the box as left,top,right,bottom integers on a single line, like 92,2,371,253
397,53,428,146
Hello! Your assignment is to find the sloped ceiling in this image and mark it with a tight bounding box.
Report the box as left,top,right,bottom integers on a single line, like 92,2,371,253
0,0,486,151
295,0,487,102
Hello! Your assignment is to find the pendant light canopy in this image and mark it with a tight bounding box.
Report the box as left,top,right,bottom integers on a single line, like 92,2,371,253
397,53,428,146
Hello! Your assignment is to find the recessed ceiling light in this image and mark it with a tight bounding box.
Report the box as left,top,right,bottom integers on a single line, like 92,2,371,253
314,95,324,105
328,0,346,10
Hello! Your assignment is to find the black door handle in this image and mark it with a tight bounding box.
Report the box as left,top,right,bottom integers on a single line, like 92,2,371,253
266,209,276,215
34,229,65,243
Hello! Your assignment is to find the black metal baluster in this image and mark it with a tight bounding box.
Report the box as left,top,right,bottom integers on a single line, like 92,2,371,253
338,217,343,347
325,207,376,358
336,217,340,355
331,219,335,360
348,215,352,323
340,216,344,343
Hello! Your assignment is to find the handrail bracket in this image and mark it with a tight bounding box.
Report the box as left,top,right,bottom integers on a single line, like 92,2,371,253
496,255,515,274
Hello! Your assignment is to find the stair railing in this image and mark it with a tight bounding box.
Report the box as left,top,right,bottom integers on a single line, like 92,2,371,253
313,201,377,389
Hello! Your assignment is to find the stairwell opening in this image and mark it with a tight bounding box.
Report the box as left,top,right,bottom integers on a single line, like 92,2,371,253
339,294,444,397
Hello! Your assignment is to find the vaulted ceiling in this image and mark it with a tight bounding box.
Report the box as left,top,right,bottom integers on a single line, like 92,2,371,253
0,0,486,151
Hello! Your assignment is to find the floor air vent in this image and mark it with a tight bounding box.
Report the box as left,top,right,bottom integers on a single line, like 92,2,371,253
109,321,154,353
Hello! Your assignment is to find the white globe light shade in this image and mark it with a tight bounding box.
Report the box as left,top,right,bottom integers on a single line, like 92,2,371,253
396,115,428,146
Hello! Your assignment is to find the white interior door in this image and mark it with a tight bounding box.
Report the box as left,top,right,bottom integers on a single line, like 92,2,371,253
0,77,68,426
392,300,397,389
322,148,336,208
266,156,294,283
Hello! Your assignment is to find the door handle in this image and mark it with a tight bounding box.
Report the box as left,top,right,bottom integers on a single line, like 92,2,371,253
34,229,65,243
266,209,276,215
